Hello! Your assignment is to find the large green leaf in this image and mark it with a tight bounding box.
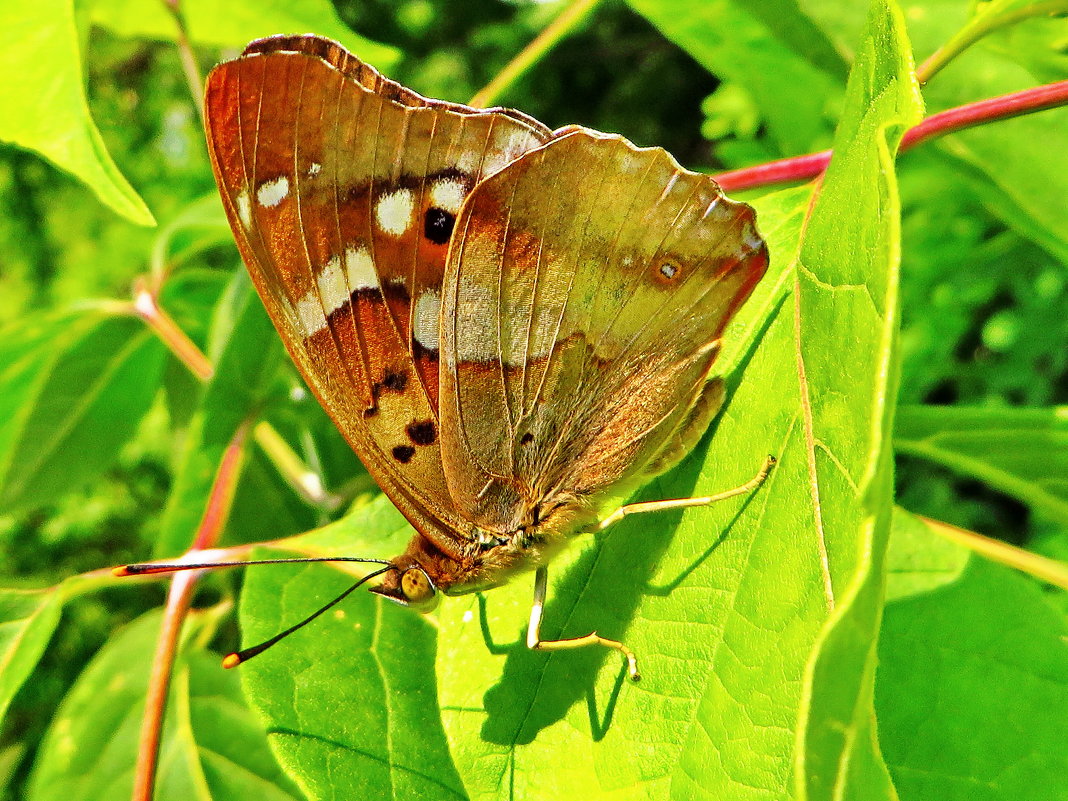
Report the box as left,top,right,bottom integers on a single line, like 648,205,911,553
435,203,811,800
235,498,467,801
90,0,398,70
0,311,166,513
791,2,920,799
895,404,1068,524
0,0,154,225
877,529,1068,801
27,609,303,801
428,4,919,800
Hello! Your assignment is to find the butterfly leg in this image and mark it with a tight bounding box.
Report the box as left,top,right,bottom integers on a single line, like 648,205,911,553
527,566,641,681
597,454,776,531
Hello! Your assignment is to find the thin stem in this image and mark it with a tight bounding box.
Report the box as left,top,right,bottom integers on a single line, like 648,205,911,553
921,516,1068,591
132,279,214,381
901,79,1068,149
192,421,250,549
468,0,604,108
129,422,249,801
917,1,1068,84
713,79,1068,193
161,0,205,123
131,571,196,801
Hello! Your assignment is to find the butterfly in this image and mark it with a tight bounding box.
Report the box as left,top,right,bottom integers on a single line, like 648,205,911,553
124,33,771,680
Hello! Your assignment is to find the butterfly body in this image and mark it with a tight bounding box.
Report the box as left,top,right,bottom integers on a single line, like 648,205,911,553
205,35,768,630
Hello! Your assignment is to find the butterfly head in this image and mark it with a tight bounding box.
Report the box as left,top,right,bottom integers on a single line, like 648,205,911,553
371,555,441,611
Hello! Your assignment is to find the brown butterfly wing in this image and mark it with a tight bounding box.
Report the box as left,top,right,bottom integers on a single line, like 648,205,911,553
204,35,553,552
438,129,768,532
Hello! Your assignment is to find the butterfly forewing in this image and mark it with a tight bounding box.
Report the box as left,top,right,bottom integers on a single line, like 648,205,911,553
205,36,552,552
439,130,768,530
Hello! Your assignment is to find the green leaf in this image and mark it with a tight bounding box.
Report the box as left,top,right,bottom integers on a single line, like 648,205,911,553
728,0,851,79
626,0,842,155
0,587,62,724
90,0,399,71
0,310,166,513
236,497,467,801
425,3,911,798
877,546,1068,801
800,0,1068,263
0,0,154,225
155,272,285,556
792,2,921,798
895,404,1068,525
885,507,969,602
27,608,303,801
927,59,1068,265
156,268,232,434
150,193,232,280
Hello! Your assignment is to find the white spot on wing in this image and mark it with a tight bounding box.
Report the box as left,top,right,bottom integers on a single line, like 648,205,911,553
257,176,290,207
345,246,379,290
317,255,349,315
376,189,414,235
236,190,252,229
413,290,441,351
430,179,465,213
296,292,327,337
743,225,763,250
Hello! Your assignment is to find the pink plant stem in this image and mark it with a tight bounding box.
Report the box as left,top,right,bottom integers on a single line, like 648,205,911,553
713,79,1068,192
131,571,196,801
130,423,249,801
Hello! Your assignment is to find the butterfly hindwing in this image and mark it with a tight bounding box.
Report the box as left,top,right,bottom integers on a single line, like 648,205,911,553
438,129,768,531
205,35,552,551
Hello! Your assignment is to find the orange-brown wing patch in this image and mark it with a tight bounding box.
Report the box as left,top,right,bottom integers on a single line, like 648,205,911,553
438,129,767,531
204,35,552,549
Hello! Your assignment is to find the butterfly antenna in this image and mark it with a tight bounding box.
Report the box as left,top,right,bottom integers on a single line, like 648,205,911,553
113,556,398,667
113,556,392,577
222,564,396,668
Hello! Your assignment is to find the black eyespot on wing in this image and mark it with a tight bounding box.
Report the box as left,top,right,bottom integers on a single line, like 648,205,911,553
383,370,408,392
406,419,437,446
520,433,534,445
424,207,455,245
392,445,416,463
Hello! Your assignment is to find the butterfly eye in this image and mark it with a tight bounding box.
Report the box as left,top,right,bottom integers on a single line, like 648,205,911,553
401,567,437,607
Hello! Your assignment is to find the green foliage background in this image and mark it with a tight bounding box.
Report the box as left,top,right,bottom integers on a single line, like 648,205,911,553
0,0,1066,800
